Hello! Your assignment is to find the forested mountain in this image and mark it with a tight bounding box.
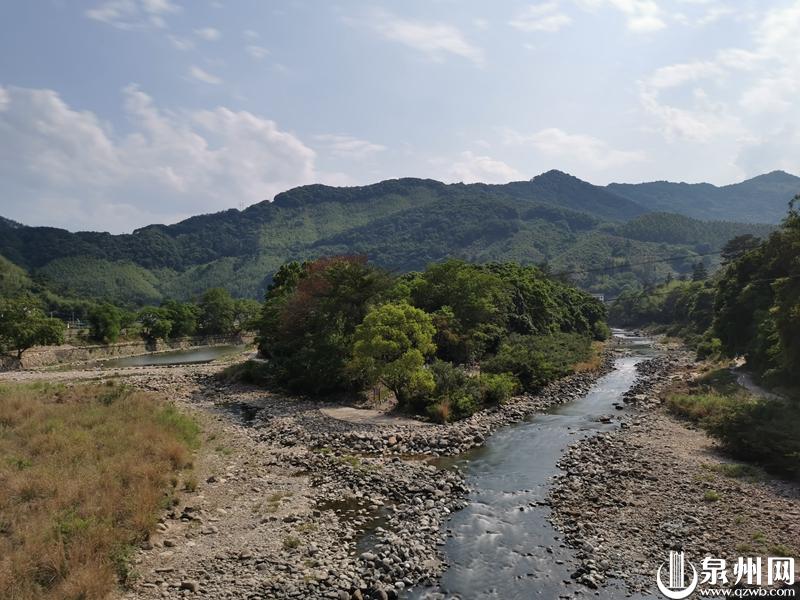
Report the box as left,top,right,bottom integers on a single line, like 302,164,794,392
0,172,785,305
608,170,800,224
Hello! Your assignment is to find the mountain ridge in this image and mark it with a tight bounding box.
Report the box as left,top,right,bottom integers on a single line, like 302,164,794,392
0,170,789,304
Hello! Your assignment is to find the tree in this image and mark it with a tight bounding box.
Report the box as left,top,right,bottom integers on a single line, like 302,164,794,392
721,234,761,265
692,261,708,281
0,297,65,359
233,299,261,333
161,299,199,338
138,307,173,342
258,256,392,394
87,303,123,343
198,288,235,335
349,302,436,405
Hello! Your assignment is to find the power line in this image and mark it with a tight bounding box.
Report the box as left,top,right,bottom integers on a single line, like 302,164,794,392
552,250,722,278
604,272,800,304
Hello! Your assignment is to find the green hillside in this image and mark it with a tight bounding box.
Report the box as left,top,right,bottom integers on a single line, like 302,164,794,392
608,170,800,224
0,173,780,305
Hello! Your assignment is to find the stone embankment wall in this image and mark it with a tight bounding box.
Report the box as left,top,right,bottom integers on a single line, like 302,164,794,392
0,334,254,371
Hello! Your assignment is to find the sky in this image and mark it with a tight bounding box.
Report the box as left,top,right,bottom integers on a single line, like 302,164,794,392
1,0,799,233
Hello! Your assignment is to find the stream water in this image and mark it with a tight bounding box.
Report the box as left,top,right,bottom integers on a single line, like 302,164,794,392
409,332,658,600
100,345,243,368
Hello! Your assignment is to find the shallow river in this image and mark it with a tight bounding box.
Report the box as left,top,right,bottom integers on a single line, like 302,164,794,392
100,345,243,368
409,332,657,600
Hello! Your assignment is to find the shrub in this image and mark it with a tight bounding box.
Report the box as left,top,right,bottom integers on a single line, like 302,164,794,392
483,333,592,392
712,398,800,479
480,372,519,404
667,392,744,429
426,361,481,421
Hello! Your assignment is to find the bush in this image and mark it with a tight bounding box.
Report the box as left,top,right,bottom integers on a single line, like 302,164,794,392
667,392,744,429
712,399,800,479
483,332,592,392
480,372,519,404
669,390,800,480
425,361,481,421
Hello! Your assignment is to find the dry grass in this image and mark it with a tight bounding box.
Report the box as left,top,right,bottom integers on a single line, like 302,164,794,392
572,341,605,373
0,381,199,600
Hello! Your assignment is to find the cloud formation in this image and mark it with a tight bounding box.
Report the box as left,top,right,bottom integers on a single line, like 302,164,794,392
360,10,485,66
0,85,321,232
446,151,523,183
510,3,573,33
506,128,646,170
313,135,387,160
86,0,180,30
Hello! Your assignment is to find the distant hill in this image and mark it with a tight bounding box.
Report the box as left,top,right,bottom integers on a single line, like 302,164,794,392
607,170,800,224
0,172,783,305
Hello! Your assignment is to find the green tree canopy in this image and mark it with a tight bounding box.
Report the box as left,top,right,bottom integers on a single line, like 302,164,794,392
197,288,236,335
349,302,436,405
160,299,199,338
138,306,173,342
87,303,123,344
0,296,65,359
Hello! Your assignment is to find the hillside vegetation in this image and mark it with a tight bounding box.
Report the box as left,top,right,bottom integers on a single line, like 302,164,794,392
610,205,800,478
1,170,784,306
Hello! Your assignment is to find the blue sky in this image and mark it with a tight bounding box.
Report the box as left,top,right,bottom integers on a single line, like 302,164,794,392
1,0,798,232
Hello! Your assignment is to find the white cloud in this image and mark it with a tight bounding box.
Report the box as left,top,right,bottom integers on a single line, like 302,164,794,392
576,0,666,32
0,85,323,232
168,34,194,50
194,27,221,41
189,65,222,85
359,10,485,67
246,45,270,60
637,1,800,167
313,134,386,160
446,151,522,183
86,0,180,30
507,127,645,169
510,2,573,33
648,60,721,88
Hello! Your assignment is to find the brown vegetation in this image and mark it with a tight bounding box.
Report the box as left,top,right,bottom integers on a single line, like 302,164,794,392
0,381,199,600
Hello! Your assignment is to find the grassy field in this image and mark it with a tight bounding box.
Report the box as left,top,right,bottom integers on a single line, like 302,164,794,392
0,381,199,600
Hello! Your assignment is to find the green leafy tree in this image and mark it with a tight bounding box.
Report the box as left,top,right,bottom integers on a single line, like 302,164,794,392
349,302,436,405
87,303,123,343
0,296,65,359
138,307,173,342
198,288,236,335
160,299,199,338
233,299,262,333
258,256,392,394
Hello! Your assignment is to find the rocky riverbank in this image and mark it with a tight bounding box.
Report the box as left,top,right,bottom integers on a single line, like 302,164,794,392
92,342,626,599
548,350,800,595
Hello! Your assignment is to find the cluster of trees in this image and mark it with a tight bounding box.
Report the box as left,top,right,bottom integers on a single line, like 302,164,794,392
0,273,260,360
610,207,800,477
609,220,797,382
0,296,65,360
86,289,261,344
257,257,607,421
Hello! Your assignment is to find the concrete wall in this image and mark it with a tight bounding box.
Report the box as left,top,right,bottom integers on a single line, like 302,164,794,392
0,334,254,371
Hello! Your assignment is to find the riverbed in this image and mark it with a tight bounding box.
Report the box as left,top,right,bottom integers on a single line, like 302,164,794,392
410,333,657,599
